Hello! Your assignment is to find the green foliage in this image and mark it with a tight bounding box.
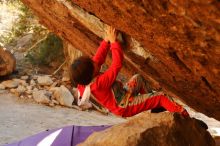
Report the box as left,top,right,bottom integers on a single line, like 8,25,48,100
0,0,46,45
26,33,64,65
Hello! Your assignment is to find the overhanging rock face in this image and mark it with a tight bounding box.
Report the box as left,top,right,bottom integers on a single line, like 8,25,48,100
20,0,220,120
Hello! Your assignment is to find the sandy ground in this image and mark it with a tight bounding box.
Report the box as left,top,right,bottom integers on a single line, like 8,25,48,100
0,91,125,145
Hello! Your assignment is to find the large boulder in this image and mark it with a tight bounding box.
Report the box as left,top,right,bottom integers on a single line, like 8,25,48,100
0,48,16,76
79,112,215,146
20,0,220,120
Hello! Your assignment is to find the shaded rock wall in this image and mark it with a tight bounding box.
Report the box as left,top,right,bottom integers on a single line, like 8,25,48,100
79,112,215,146
20,0,220,120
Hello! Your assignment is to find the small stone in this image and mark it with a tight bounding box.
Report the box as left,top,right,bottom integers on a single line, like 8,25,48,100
13,79,28,86
10,88,16,93
49,102,55,107
33,90,51,104
21,75,29,80
2,80,19,88
16,85,26,94
32,75,38,80
62,76,70,82
26,90,33,95
37,76,53,86
28,95,32,99
20,95,24,99
0,84,5,90
51,81,58,87
52,77,56,81
26,86,33,90
30,80,36,86
0,90,7,94
62,70,70,82
52,99,59,105
44,86,51,90
51,85,74,107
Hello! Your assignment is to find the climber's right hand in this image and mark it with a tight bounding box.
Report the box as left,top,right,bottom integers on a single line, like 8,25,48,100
104,26,118,43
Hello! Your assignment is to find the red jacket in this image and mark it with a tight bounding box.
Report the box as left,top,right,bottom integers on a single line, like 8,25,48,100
77,40,125,115
77,40,186,117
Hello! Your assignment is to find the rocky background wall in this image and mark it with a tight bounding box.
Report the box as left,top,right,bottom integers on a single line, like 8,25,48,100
20,0,220,121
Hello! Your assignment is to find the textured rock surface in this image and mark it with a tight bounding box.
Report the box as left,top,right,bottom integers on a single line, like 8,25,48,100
0,48,16,76
1,80,19,88
33,90,51,104
0,84,5,90
15,85,26,96
37,76,53,86
79,112,215,146
20,0,220,120
50,85,74,107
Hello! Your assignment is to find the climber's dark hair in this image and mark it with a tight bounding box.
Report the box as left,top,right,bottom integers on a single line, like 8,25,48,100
70,56,94,85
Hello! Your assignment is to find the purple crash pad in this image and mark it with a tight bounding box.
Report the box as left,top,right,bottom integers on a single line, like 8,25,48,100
4,125,110,146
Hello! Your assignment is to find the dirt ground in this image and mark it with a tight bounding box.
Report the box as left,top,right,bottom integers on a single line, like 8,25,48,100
0,91,125,145
1,90,220,145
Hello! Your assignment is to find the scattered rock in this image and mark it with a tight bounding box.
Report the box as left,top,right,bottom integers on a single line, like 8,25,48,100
49,102,55,107
20,95,24,99
33,88,38,91
12,79,28,86
28,95,32,99
0,84,6,90
26,90,33,95
26,86,33,90
61,77,70,82
2,80,19,88
20,75,29,80
43,86,51,90
16,85,26,95
62,69,70,82
37,76,53,86
79,112,215,146
50,85,74,107
52,99,59,105
30,80,36,86
33,90,51,104
32,75,38,80
52,77,57,81
51,81,58,87
10,88,16,93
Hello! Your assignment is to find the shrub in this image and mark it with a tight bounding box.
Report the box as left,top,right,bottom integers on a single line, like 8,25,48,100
26,33,64,65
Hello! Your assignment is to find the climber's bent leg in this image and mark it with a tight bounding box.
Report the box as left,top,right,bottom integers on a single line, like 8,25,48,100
121,94,189,117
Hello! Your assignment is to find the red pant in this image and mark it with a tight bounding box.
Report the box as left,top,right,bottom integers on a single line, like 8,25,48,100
121,95,183,117
113,74,186,117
